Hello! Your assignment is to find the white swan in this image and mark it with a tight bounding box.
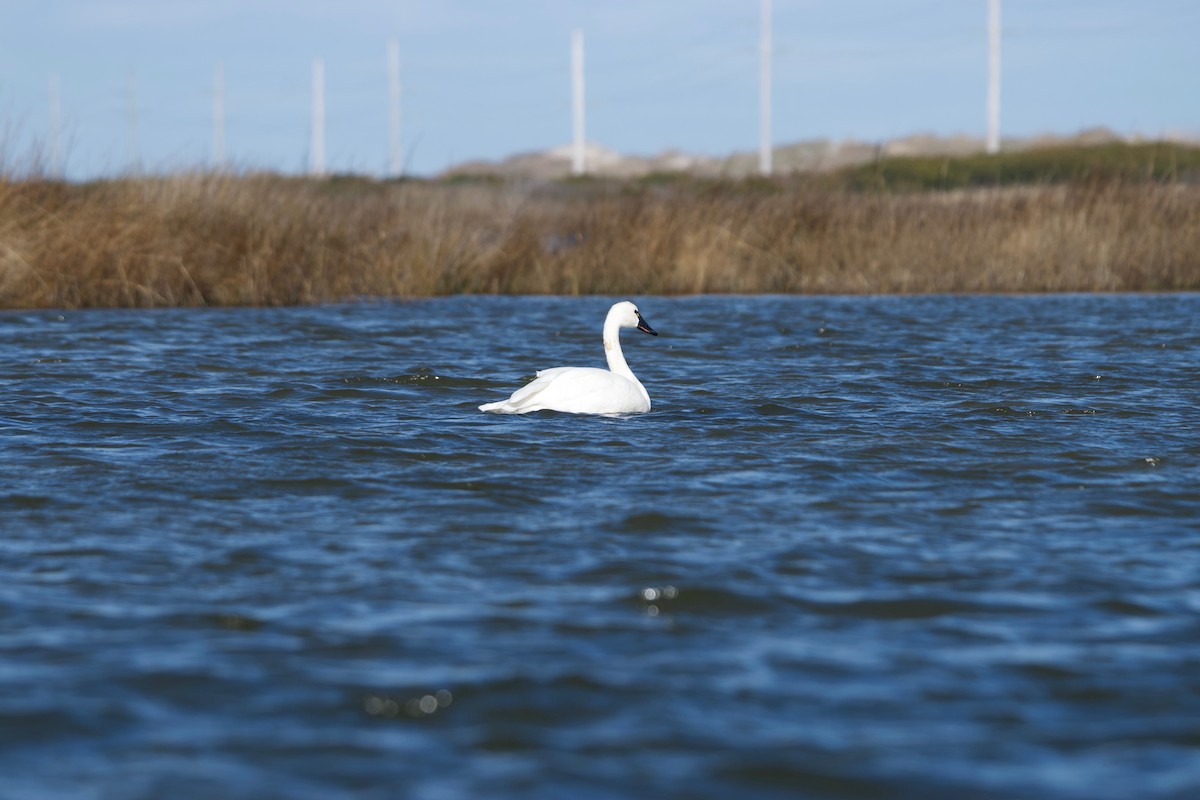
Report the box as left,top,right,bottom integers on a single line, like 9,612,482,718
479,301,658,415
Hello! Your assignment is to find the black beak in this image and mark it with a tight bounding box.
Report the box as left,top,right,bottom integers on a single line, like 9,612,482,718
636,313,658,336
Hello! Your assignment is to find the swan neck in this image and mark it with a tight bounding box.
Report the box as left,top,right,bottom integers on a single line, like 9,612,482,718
602,313,650,409
603,321,635,380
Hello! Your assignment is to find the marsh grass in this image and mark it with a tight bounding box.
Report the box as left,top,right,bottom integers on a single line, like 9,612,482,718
2,145,1199,308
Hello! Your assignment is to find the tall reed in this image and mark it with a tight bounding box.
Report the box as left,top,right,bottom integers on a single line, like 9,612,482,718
1,169,1197,308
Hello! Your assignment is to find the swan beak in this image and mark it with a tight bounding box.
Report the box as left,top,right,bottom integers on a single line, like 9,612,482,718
636,315,658,336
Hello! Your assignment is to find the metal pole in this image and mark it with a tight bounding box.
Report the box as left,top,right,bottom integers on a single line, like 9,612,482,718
213,62,226,169
571,29,585,176
126,71,140,175
387,39,402,177
987,0,1001,154
49,73,63,178
310,58,326,176
759,0,773,175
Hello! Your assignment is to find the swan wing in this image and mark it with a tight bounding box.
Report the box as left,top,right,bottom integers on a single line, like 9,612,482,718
478,368,574,413
480,367,649,414
500,367,575,408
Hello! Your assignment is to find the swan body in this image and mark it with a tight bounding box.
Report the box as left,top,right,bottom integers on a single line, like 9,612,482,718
479,301,658,415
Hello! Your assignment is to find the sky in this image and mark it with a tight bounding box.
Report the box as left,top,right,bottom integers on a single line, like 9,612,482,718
2,0,1197,179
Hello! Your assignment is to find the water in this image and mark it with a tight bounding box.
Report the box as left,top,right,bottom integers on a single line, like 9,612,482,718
2,294,1199,799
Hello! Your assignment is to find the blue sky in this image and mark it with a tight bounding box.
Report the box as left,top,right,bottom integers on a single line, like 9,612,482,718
2,1,1197,179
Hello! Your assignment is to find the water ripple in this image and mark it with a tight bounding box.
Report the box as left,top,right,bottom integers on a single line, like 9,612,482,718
2,295,1200,799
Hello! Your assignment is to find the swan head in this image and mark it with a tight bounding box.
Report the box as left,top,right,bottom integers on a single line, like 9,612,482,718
609,300,658,336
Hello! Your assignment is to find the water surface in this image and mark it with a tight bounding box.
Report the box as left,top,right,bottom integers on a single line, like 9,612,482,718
2,295,1199,799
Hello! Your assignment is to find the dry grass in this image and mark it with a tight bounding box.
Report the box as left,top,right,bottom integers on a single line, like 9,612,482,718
1,170,1198,308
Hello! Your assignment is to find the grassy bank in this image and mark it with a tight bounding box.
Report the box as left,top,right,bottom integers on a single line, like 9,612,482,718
2,144,1199,307
831,141,1200,191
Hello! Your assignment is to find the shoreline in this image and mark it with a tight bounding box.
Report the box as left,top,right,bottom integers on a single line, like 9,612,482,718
5,290,1200,321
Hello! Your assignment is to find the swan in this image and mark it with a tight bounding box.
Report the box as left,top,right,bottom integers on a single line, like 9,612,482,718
479,301,658,415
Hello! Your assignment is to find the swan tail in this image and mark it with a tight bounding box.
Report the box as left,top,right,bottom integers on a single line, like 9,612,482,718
479,368,572,414
479,386,545,414
479,397,540,414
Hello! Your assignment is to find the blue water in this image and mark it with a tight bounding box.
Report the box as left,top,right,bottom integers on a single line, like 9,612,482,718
2,294,1199,799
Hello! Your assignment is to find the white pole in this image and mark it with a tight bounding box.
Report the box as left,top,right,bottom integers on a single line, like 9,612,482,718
310,58,326,176
759,0,773,176
126,71,140,175
987,0,1001,154
387,38,402,178
571,28,585,176
213,61,226,169
48,73,63,178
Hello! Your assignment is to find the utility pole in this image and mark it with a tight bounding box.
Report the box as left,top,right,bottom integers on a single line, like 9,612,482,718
310,58,326,176
126,71,140,175
213,61,226,169
387,38,402,178
759,0,773,175
987,0,1001,154
48,73,63,178
571,28,585,176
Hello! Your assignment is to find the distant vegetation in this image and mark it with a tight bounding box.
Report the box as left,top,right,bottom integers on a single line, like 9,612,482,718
1,142,1198,307
827,142,1200,191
